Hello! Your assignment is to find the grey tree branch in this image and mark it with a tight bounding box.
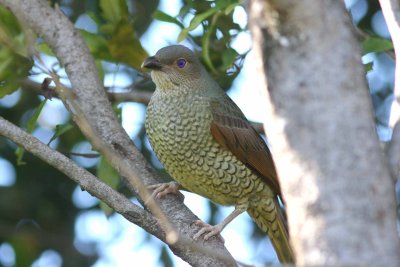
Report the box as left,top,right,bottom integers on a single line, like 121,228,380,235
249,0,400,266
0,116,160,236
21,78,153,104
379,0,400,180
0,0,235,265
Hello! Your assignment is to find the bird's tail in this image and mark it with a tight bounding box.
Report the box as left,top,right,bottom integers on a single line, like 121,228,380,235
247,198,295,263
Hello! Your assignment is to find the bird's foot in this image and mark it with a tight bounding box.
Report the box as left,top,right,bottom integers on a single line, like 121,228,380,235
147,181,184,202
192,220,225,242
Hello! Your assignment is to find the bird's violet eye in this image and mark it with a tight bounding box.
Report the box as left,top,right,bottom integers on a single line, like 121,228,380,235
176,58,187,68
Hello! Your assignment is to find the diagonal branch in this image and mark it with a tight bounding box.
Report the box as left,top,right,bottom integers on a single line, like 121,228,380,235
0,115,160,236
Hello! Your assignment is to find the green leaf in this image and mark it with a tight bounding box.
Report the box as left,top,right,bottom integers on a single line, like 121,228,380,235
99,24,115,35
0,5,34,58
100,0,128,25
80,30,112,60
0,48,33,98
179,4,192,18
0,80,19,98
177,0,236,42
86,11,103,26
0,6,22,36
222,48,238,69
153,10,184,28
364,62,373,72
81,26,148,71
15,146,26,165
16,99,47,165
0,9,32,97
27,100,47,133
160,246,174,267
224,2,240,15
362,37,393,54
201,27,217,72
97,157,119,216
177,29,189,43
178,8,220,42
47,123,74,146
187,8,220,32
36,42,54,56
108,20,149,70
97,156,119,189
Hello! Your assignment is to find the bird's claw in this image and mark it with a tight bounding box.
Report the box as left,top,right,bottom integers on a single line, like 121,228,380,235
192,220,225,243
147,181,184,202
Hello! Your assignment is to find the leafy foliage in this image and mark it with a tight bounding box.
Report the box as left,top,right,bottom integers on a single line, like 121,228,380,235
153,0,245,89
0,6,33,97
47,123,74,146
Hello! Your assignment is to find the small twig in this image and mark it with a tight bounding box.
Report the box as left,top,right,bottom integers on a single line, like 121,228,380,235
69,152,100,158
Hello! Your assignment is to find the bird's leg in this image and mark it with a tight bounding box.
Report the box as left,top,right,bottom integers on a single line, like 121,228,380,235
147,181,184,202
193,203,248,241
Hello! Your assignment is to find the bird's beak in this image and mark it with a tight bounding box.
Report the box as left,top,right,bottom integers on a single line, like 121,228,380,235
141,56,163,70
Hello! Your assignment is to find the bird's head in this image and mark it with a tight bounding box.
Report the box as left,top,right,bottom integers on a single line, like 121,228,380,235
142,45,205,90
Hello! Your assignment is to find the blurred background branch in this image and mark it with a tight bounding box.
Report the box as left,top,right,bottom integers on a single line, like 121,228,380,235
21,78,153,105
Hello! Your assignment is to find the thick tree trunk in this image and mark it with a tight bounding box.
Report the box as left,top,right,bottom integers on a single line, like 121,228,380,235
249,0,400,266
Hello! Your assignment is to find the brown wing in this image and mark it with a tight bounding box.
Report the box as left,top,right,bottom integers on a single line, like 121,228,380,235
209,97,282,197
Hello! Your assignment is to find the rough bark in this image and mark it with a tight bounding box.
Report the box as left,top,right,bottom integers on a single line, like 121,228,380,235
0,0,235,266
249,0,400,266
